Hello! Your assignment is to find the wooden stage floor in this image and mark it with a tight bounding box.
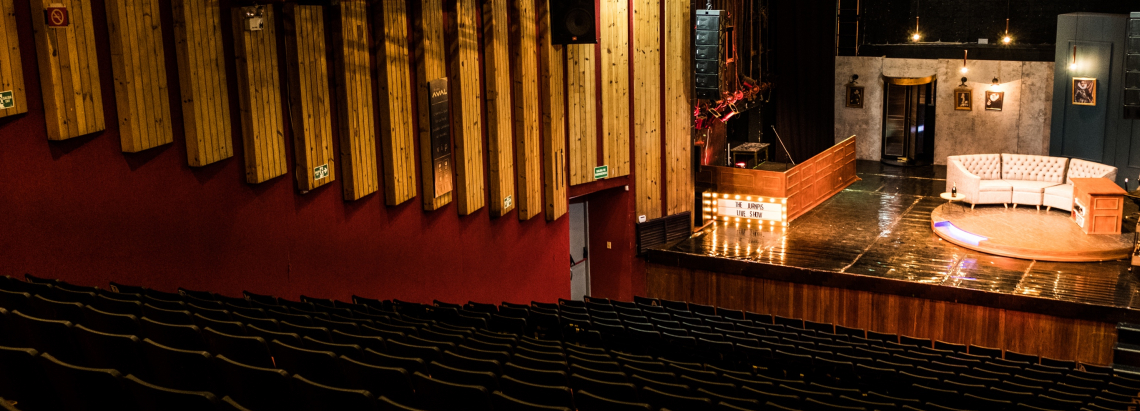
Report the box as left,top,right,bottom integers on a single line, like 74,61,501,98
650,160,1140,323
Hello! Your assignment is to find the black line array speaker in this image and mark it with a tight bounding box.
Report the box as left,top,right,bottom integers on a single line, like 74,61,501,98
694,10,723,100
1126,12,1140,119
548,0,597,44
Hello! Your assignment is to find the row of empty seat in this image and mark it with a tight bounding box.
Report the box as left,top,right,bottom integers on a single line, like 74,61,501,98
0,273,1137,410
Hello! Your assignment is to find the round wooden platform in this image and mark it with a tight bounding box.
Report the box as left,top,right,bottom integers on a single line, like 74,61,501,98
930,204,1133,262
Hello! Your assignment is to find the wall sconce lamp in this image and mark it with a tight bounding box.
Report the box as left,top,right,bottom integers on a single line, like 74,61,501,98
850,74,859,85
991,77,1000,88
959,77,968,87
960,50,969,74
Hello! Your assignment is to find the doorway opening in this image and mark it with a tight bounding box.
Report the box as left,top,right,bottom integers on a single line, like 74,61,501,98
882,76,937,166
569,202,590,301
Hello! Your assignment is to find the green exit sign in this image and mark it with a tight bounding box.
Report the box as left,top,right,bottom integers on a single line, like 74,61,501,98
0,91,13,110
313,164,329,180
594,165,609,180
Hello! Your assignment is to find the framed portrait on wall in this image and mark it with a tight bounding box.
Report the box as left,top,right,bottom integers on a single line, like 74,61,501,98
1072,77,1096,106
954,89,972,110
845,85,864,108
985,91,1004,111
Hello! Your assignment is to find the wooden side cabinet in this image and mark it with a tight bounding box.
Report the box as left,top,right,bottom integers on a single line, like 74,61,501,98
1071,177,1126,235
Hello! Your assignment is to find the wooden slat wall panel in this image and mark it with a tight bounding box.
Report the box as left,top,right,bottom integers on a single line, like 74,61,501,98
233,6,288,184
647,264,1118,365
599,0,629,178
373,0,417,205
331,0,378,201
481,0,514,217
106,0,173,152
30,0,104,141
566,44,596,186
445,0,485,215
509,0,541,220
0,0,26,118
284,5,335,192
633,0,660,219
411,0,451,210
172,0,232,166
536,0,565,221
664,0,691,215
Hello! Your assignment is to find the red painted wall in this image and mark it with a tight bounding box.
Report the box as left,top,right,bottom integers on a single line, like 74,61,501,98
0,0,568,304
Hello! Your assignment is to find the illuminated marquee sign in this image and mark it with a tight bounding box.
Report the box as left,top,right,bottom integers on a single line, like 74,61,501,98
717,199,783,221
702,192,788,224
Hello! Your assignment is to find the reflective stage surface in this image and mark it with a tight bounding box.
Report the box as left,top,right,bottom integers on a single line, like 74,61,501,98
653,161,1140,319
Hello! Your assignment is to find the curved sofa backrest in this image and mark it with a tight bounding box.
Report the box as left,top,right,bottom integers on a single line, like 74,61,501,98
948,154,1001,179
1000,154,1066,183
1067,159,1118,184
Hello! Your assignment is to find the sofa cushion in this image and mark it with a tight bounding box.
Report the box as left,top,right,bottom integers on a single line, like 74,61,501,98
1066,158,1118,184
1000,154,1066,183
1006,180,1061,193
1044,184,1073,197
978,180,1012,192
949,154,1001,179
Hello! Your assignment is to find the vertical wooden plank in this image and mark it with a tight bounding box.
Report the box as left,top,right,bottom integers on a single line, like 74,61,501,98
233,5,287,184
0,0,27,118
566,43,596,186
333,0,379,200
599,0,629,178
173,0,233,166
373,0,417,205
633,0,660,220
508,0,540,220
285,4,336,192
31,0,104,140
482,0,514,217
411,0,452,210
664,0,691,215
445,0,485,215
105,0,173,152
536,0,565,221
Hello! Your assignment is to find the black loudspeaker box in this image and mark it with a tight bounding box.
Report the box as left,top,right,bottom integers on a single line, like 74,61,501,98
549,0,597,44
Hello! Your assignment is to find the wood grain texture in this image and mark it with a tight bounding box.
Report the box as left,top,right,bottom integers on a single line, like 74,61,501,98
599,0,629,178
30,0,105,140
536,0,566,221
172,0,232,166
373,0,417,205
106,0,174,153
233,5,287,184
284,4,335,192
0,0,26,118
481,0,514,217
664,0,692,216
633,0,660,220
331,0,378,201
646,263,1118,365
509,0,541,220
411,0,451,210
445,0,485,215
566,43,596,186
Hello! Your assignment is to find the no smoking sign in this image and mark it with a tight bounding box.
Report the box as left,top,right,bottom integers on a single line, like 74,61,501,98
45,3,68,28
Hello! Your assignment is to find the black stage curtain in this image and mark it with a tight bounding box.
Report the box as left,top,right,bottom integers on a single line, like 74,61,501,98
769,0,836,164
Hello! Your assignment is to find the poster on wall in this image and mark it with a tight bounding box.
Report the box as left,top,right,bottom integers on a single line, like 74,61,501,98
428,78,453,198
985,91,1004,111
954,89,972,111
845,85,864,108
1072,77,1097,106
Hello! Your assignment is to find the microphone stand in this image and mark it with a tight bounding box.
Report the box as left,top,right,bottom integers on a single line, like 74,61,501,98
770,125,796,170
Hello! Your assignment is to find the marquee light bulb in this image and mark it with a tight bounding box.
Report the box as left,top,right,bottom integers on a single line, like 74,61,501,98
960,67,968,74
911,33,921,42
1002,36,1011,44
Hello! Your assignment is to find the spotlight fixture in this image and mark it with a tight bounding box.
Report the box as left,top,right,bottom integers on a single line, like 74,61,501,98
911,16,921,42
1001,1,1012,44
960,50,969,74
1069,45,1078,71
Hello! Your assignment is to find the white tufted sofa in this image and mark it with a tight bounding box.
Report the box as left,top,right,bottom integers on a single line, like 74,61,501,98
946,154,1117,211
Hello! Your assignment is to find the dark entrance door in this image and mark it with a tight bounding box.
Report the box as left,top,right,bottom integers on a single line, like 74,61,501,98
882,76,937,166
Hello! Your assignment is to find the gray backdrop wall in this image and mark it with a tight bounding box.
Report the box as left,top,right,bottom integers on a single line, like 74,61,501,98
835,56,1054,165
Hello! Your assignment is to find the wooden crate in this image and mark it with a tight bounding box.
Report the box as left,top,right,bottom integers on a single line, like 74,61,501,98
372,0,417,205
509,0,541,220
331,0,379,201
30,0,105,140
481,0,515,217
536,0,566,221
172,0,233,166
445,0,485,215
106,0,174,152
284,4,336,192
232,5,288,184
